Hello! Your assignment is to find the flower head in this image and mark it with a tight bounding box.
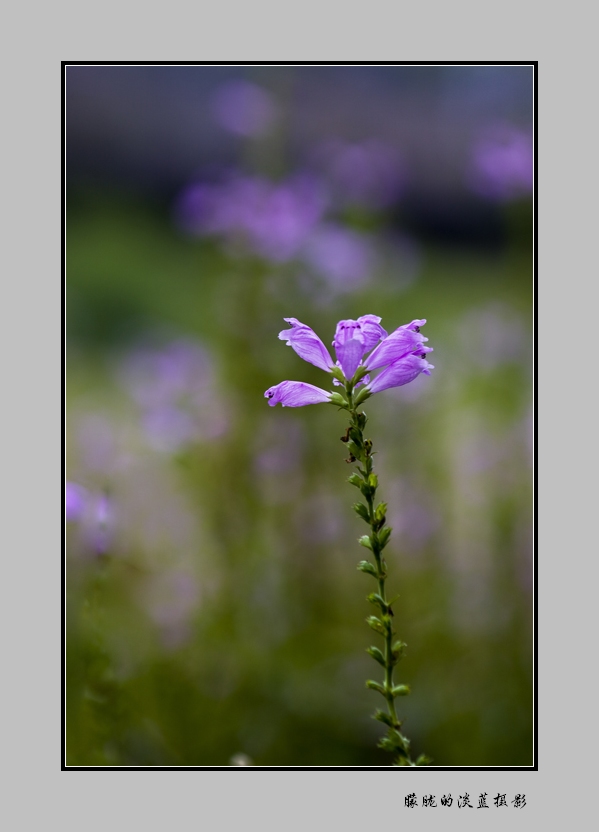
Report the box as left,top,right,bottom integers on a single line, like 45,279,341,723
265,316,434,407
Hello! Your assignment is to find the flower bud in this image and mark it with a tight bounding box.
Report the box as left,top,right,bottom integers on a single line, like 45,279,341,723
378,527,392,549
366,680,386,695
354,387,372,406
353,502,370,522
366,615,386,635
366,646,386,666
329,392,349,408
366,592,387,611
357,560,377,577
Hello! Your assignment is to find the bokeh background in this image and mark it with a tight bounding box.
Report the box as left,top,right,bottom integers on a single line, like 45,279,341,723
65,64,534,767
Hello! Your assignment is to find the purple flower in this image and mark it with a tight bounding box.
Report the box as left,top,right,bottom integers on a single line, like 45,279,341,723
174,173,327,264
469,125,533,202
211,80,276,138
265,381,332,407
118,338,229,452
265,316,434,407
66,484,115,556
302,224,376,292
66,481,88,521
333,315,387,379
310,139,406,209
364,319,430,370
368,353,434,393
278,318,335,372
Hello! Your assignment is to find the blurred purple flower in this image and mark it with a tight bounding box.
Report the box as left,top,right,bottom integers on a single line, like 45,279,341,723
302,224,376,292
311,139,406,209
469,125,533,201
265,316,433,406
86,492,114,555
66,481,88,521
175,173,327,263
211,80,276,138
66,483,115,556
118,339,228,452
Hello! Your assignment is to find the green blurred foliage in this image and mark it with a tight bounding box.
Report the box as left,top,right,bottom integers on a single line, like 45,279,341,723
66,188,533,766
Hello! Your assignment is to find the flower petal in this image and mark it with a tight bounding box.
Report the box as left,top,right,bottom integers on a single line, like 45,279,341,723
365,321,429,370
367,354,434,394
336,337,365,380
357,314,387,352
264,380,332,407
278,318,334,372
333,316,388,378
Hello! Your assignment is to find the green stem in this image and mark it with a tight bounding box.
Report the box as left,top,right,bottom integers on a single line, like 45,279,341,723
340,383,428,766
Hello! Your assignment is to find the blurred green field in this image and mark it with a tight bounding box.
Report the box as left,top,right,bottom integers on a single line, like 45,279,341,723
66,189,533,767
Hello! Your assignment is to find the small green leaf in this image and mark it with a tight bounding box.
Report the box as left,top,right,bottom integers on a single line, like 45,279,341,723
359,535,373,551
374,502,387,529
416,754,432,766
347,473,362,488
348,427,363,446
357,560,377,577
378,527,392,549
373,709,400,728
375,502,387,521
366,646,386,666
347,441,362,459
359,482,373,499
378,730,409,753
